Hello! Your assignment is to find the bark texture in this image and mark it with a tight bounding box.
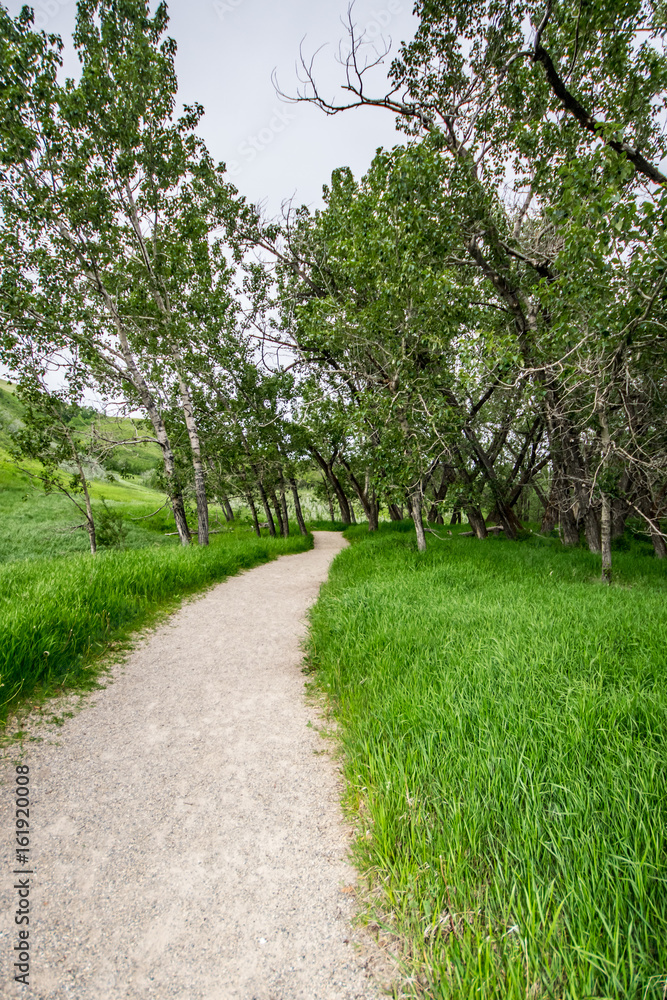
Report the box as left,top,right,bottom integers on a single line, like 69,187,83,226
289,478,309,536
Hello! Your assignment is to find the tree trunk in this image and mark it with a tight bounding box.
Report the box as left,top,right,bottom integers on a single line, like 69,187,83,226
114,330,190,545
428,503,445,524
92,279,190,546
638,488,666,558
601,493,612,583
270,488,285,537
388,503,404,521
123,189,206,546
465,505,488,539
610,469,631,538
545,389,603,553
257,480,276,536
289,477,308,536
461,426,519,539
540,477,559,532
338,459,378,532
611,499,628,539
650,521,667,559
177,375,208,546
410,492,427,552
547,470,580,545
220,494,234,522
584,505,601,554
642,501,667,558
560,506,580,546
427,465,452,525
334,487,351,524
245,492,261,537
78,462,97,555
450,504,462,525
279,483,290,537
323,476,336,522
368,493,379,531
309,448,352,524
161,447,190,545
61,418,98,555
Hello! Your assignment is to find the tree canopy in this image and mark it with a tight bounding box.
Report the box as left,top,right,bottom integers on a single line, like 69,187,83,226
1,0,665,575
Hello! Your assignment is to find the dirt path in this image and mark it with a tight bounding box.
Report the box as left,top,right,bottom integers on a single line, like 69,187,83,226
0,532,386,999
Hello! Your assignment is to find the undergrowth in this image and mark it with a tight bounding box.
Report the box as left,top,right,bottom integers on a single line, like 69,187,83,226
307,523,667,999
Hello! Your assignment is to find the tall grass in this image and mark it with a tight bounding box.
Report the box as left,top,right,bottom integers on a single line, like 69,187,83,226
1,529,312,723
308,525,667,999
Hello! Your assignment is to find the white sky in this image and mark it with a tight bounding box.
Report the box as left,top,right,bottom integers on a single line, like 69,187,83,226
6,0,418,215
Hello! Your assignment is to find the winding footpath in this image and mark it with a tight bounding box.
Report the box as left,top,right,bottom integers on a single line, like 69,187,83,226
1,532,385,999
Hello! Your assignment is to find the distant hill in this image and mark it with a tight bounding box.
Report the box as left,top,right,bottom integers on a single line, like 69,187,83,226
0,379,24,451
0,378,162,483
0,380,174,562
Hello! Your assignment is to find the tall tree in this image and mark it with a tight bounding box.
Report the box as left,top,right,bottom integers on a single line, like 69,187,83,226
0,0,249,546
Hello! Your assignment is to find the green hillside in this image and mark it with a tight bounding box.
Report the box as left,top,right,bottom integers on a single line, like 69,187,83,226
0,379,180,563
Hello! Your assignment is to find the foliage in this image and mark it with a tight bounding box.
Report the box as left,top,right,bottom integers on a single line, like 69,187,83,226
95,499,127,548
278,0,667,563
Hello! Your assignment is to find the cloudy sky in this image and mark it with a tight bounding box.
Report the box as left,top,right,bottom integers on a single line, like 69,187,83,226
6,0,418,215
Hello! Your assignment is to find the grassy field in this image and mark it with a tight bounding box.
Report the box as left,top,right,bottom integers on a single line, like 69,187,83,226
0,456,181,562
0,378,163,475
308,523,667,999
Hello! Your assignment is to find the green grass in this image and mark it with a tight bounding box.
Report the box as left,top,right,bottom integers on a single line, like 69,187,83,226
307,523,667,999
0,377,162,475
0,375,175,562
0,527,312,727
0,457,180,563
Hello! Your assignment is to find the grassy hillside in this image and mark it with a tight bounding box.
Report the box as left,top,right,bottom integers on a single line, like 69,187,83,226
308,524,667,999
0,377,23,444
0,379,180,562
0,377,162,470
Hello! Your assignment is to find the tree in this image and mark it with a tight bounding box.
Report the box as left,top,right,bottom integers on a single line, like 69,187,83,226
281,0,667,561
10,374,99,555
0,0,249,546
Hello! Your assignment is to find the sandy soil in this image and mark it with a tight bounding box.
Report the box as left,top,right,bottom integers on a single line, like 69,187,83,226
0,532,387,999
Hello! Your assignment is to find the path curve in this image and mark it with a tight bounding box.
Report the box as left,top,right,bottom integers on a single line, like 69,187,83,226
1,532,385,999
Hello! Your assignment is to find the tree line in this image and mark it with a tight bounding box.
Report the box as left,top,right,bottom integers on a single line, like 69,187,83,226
1,0,665,580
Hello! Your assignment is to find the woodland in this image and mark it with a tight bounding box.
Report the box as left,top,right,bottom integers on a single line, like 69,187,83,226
1,3,667,997
0,0,665,577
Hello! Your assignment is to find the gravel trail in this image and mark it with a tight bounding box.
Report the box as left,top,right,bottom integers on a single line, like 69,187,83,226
0,532,386,999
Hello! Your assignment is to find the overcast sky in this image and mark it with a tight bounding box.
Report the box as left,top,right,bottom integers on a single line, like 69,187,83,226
6,0,418,215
